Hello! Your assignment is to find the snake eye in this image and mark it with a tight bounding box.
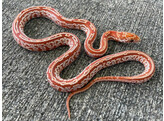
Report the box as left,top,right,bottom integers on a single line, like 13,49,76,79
130,40,134,42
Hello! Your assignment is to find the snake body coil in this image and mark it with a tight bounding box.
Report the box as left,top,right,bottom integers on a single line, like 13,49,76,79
12,6,155,119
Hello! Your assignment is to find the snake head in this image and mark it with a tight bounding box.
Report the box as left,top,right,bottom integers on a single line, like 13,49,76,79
124,32,140,43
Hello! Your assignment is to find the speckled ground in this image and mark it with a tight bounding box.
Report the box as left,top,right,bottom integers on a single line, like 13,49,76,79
2,0,163,121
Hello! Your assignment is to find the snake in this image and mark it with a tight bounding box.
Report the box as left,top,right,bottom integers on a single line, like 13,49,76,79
12,6,155,119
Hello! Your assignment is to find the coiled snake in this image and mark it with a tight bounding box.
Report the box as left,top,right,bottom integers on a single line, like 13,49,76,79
12,6,155,119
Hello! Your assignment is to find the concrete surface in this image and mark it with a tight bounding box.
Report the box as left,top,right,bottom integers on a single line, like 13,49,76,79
2,0,163,121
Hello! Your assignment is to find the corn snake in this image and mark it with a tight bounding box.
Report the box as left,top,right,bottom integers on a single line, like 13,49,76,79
12,6,155,119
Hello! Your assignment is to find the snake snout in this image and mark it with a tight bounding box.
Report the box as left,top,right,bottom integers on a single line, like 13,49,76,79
127,33,141,43
134,35,141,42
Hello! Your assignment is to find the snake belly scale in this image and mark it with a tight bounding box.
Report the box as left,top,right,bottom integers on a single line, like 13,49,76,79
12,6,155,119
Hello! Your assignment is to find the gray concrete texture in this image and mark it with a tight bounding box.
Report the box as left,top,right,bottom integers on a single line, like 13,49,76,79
2,0,163,121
